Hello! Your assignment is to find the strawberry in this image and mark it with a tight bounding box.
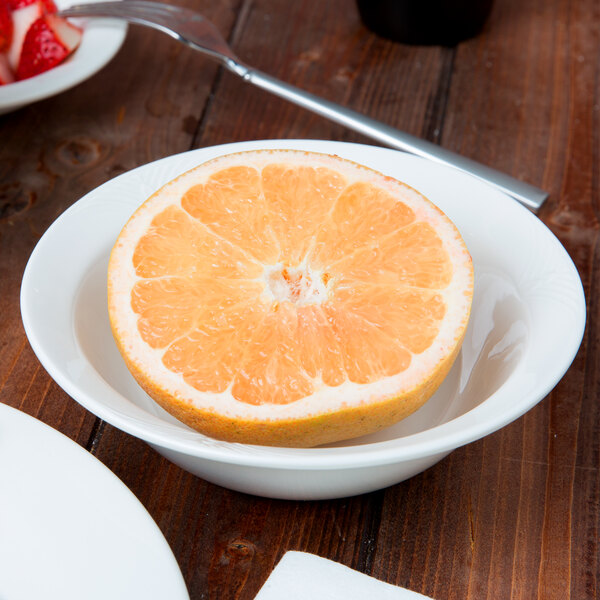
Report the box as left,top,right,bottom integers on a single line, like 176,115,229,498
0,51,14,84
7,0,56,12
6,0,56,69
0,0,13,52
7,0,42,68
16,14,81,80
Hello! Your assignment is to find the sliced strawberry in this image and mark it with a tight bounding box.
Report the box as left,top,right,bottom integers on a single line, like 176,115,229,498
16,14,81,80
7,0,42,69
0,1,13,52
7,0,56,12
0,51,15,84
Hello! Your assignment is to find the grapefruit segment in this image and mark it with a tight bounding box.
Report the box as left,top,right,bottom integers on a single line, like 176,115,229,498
163,301,269,395
108,150,473,447
132,205,261,280
261,164,346,266
322,304,413,384
295,305,346,387
181,166,280,265
231,302,315,406
131,277,264,350
310,181,416,267
330,221,453,288
332,282,446,354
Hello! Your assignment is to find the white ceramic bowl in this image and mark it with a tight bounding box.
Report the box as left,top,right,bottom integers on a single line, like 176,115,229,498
20,140,586,500
0,0,127,114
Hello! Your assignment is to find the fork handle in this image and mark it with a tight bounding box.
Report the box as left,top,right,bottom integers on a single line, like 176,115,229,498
237,66,548,211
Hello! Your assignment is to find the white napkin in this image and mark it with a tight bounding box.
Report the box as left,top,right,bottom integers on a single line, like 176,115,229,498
255,551,434,600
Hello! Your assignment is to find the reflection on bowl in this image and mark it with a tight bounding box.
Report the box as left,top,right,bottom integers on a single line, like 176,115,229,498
21,140,586,500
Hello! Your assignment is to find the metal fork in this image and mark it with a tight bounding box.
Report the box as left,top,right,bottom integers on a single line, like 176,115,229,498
59,1,548,210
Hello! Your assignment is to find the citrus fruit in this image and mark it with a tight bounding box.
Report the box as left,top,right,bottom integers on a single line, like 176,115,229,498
108,150,473,447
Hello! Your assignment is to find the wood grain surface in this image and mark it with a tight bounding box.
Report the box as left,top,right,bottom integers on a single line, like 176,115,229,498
1,0,598,598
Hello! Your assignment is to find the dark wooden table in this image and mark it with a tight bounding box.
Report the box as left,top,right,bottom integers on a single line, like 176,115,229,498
1,0,598,598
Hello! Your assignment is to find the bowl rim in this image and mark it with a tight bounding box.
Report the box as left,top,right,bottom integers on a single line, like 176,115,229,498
20,139,587,470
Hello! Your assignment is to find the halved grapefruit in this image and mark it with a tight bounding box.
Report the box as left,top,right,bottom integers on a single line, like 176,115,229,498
108,150,473,447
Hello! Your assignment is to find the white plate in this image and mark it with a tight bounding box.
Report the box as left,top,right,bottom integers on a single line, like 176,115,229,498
0,0,127,114
0,403,189,599
20,140,586,500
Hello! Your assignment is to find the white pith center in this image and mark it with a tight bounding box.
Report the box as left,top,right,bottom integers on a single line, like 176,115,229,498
263,264,331,305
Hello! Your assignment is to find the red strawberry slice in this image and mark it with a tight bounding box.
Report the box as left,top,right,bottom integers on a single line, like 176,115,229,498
16,14,81,80
7,0,56,12
0,0,13,52
7,0,42,69
0,51,15,84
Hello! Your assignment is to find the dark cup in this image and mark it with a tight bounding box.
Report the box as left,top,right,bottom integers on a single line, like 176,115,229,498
356,0,494,46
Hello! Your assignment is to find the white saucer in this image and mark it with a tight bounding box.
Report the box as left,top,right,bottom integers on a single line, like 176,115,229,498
20,140,586,499
0,403,189,600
